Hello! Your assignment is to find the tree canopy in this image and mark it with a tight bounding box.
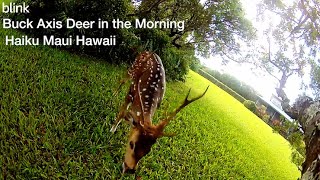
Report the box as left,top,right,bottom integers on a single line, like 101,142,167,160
13,0,255,80
257,0,320,98
131,0,255,56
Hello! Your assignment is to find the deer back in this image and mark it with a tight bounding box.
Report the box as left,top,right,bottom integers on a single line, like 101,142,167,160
127,51,166,124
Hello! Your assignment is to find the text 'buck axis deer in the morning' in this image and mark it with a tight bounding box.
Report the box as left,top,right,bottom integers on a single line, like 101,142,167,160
110,51,209,173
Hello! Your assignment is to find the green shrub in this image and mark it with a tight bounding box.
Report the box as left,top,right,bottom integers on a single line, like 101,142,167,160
243,100,257,112
272,118,305,169
262,114,271,123
161,47,191,81
135,29,171,53
190,57,201,72
124,29,192,81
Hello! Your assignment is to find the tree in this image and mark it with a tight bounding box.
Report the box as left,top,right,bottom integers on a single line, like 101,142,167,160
310,61,320,99
131,0,255,56
256,31,306,111
258,0,320,178
258,0,320,54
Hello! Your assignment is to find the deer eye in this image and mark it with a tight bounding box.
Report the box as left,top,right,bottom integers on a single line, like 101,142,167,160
129,141,134,149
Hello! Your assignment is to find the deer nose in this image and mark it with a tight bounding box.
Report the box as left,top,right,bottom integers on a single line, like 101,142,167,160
122,162,136,174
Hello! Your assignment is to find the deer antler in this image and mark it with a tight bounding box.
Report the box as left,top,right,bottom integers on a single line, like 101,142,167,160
156,86,210,132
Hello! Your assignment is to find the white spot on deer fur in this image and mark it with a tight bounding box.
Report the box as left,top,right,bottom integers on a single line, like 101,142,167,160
157,68,160,71
153,82,156,84
145,95,149,98
155,74,158,78
139,79,141,83
126,102,132,110
137,111,141,116
143,88,147,91
150,74,153,77
162,86,164,90
160,73,162,76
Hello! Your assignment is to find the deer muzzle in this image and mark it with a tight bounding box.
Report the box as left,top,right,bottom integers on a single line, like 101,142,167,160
122,162,136,174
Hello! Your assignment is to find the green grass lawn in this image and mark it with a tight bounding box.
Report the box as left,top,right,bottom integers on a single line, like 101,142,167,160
0,26,300,179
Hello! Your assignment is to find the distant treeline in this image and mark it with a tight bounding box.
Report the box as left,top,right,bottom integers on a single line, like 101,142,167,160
200,67,260,102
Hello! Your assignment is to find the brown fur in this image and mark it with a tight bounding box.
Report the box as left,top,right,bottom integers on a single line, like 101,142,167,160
111,51,208,173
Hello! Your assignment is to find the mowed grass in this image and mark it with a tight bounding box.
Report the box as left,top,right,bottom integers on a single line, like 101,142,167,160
0,27,300,179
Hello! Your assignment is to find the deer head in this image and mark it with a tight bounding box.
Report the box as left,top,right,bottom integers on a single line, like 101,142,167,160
122,87,209,173
110,51,209,173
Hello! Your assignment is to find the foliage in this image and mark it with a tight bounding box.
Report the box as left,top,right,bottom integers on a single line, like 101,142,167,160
310,60,320,99
243,100,257,113
255,0,319,109
256,104,270,121
198,69,246,102
202,67,259,102
272,117,305,169
258,0,320,54
261,114,271,123
252,33,306,110
0,28,300,179
160,47,191,81
8,0,255,80
189,57,201,72
11,0,135,61
135,0,255,56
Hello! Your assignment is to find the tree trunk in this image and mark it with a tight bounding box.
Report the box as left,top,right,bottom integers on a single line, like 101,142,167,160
283,97,320,179
275,70,292,113
301,128,320,180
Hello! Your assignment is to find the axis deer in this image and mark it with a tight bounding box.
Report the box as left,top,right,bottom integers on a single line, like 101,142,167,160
110,51,209,173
